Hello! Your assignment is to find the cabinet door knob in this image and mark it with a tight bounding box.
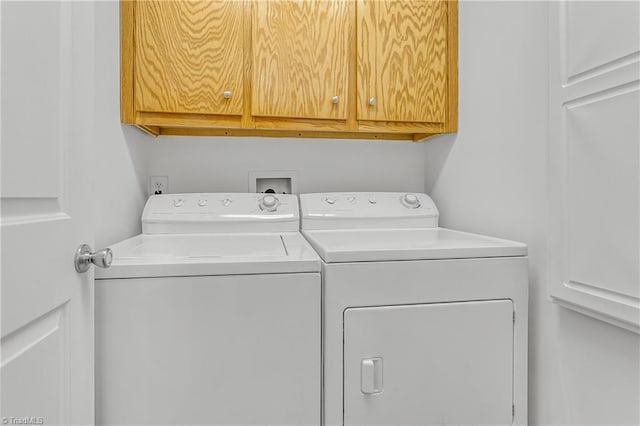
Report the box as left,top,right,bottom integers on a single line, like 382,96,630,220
223,90,232,99
332,95,339,104
368,97,376,106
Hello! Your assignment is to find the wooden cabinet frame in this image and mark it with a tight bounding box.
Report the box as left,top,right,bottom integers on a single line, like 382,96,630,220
121,0,458,141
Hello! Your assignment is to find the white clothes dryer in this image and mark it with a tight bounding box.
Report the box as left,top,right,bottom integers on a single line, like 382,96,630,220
96,193,321,426
300,192,528,426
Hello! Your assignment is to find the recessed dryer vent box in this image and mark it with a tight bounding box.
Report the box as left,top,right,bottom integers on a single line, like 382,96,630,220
249,171,298,194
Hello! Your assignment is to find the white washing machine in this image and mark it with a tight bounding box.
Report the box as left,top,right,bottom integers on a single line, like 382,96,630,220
95,193,321,426
300,192,529,426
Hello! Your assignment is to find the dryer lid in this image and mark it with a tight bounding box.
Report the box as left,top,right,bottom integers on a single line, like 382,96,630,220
302,228,527,263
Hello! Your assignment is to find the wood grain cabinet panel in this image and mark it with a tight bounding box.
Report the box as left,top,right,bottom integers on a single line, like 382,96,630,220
251,0,350,120
121,0,457,140
356,0,448,123
134,0,244,116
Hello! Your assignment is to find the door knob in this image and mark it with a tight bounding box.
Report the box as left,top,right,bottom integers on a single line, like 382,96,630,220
368,97,376,106
223,90,232,99
332,95,340,104
74,244,113,273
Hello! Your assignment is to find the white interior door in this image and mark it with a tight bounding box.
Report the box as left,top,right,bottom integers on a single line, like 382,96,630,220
1,1,95,424
548,0,640,333
344,300,514,426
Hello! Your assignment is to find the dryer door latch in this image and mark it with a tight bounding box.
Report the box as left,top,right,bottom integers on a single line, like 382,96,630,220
361,357,383,395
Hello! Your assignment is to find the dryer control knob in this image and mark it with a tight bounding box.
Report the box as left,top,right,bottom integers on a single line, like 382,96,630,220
259,194,279,212
401,193,420,208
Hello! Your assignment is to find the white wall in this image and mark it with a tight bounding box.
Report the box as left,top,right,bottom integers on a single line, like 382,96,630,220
424,2,639,425
147,137,425,195
93,1,149,247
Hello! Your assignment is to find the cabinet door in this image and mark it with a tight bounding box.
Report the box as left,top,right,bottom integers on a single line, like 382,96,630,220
344,300,514,426
252,0,350,120
134,1,244,116
357,0,447,123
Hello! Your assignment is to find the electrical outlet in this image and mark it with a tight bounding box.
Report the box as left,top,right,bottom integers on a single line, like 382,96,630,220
148,176,168,196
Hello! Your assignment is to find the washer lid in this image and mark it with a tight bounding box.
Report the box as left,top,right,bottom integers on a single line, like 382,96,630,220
302,228,527,263
95,232,321,279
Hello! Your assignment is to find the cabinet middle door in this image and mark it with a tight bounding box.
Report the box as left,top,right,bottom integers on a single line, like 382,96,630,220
357,0,447,123
252,0,350,120
134,1,244,116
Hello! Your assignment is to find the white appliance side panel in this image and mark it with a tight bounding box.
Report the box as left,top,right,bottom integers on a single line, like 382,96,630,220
344,300,514,426
96,273,320,426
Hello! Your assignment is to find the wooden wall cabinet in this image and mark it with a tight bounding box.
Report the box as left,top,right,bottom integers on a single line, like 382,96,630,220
121,0,457,141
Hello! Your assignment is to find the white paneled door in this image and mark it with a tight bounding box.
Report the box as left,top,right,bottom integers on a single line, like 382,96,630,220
1,1,95,424
548,0,640,332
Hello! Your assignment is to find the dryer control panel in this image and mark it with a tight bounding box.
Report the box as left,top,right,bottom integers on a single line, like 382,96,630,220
300,192,439,230
142,193,300,234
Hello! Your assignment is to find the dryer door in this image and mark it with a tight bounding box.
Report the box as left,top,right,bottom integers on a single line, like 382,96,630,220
344,300,514,426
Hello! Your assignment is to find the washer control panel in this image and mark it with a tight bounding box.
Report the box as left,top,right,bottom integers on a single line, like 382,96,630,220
142,193,299,234
300,192,439,230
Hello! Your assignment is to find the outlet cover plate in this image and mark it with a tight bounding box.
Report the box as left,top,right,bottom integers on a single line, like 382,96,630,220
148,176,168,196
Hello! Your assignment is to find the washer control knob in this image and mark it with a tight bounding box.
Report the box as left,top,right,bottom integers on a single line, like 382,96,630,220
259,194,279,212
368,197,377,204
221,198,232,207
173,198,184,207
197,199,207,207
347,196,356,203
325,197,336,205
401,193,420,208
